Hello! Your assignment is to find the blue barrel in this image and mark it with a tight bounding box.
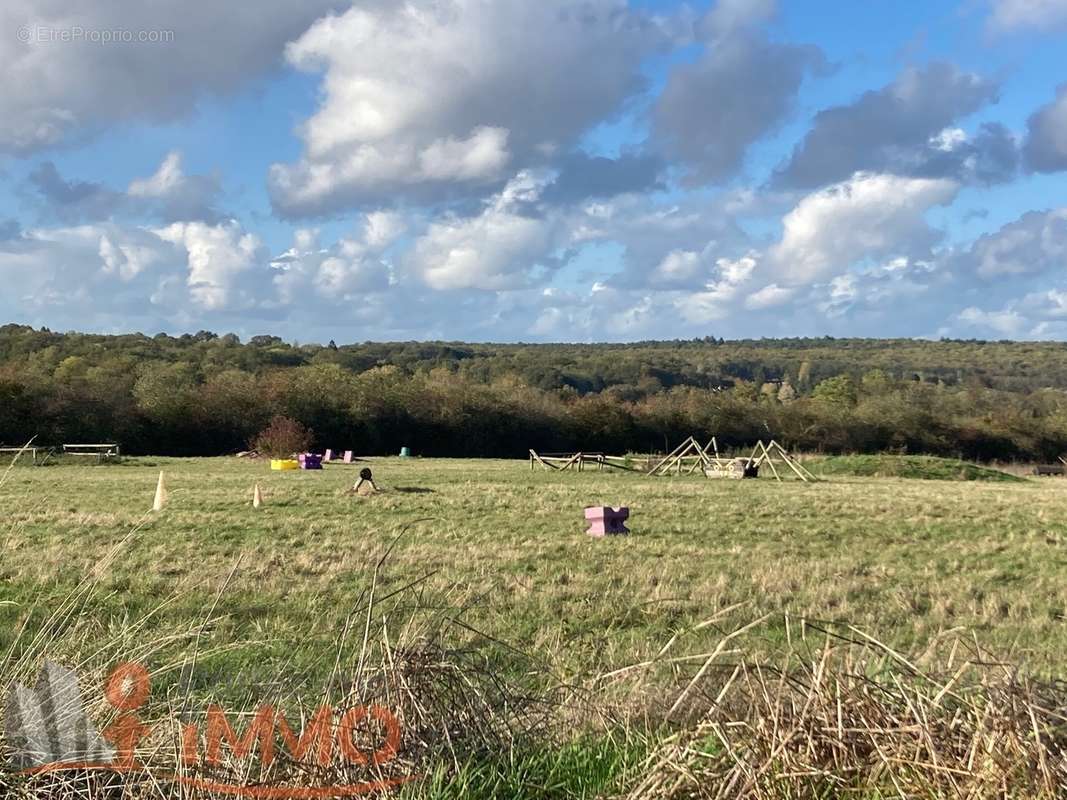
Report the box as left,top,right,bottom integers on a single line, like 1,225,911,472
399,446,411,458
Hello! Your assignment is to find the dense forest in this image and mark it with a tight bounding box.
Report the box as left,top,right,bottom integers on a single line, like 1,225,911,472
3,324,1067,461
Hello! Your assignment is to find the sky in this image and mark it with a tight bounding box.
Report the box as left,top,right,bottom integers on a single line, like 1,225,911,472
0,0,1066,343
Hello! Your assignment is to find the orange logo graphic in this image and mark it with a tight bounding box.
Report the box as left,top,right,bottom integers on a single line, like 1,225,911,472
4,660,414,797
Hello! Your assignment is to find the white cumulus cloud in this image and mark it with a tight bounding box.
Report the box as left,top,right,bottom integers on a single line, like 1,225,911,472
0,0,341,153
771,172,959,284
156,221,265,310
987,0,1067,32
409,172,563,291
268,0,662,216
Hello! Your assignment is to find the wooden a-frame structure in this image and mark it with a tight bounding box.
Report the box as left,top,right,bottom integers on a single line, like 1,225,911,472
714,439,817,482
647,436,719,476
650,436,816,481
530,436,817,482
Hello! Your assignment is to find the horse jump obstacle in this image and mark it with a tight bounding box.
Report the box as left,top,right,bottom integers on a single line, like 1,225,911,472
63,443,120,460
1034,457,1067,476
530,437,817,482
584,506,629,536
529,451,608,472
648,436,718,476
739,440,816,482
0,446,41,465
299,453,323,470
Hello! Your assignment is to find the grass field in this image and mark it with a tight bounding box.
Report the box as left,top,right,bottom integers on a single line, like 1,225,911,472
3,455,1067,797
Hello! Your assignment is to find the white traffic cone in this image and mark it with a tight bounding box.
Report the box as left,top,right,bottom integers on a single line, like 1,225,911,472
252,483,263,509
152,471,167,512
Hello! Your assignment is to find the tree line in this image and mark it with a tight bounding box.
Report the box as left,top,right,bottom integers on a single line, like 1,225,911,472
2,324,1066,461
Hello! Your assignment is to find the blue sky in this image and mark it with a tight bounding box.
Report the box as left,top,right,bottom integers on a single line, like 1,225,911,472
1,0,1066,342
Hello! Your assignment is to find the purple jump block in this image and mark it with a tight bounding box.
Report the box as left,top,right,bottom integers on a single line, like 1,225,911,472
299,453,323,470
584,506,629,536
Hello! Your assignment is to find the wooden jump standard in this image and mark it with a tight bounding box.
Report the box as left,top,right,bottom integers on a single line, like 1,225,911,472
529,451,608,471
530,436,817,482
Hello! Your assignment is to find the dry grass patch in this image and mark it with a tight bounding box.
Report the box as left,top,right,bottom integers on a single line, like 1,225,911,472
622,620,1067,799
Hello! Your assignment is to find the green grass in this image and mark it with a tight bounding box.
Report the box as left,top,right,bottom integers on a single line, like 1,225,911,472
3,455,1064,675
401,735,649,800
808,453,1024,482
4,454,1067,796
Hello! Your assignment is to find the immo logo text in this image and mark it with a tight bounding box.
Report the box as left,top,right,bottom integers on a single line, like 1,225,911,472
4,660,413,797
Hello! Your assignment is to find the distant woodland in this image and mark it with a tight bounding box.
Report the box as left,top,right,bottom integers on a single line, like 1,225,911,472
3,324,1067,461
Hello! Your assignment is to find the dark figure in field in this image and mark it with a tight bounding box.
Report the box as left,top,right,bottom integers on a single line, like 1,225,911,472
1034,464,1066,476
353,467,378,494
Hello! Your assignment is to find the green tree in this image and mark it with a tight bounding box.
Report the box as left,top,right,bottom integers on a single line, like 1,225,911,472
133,362,199,424
812,375,857,407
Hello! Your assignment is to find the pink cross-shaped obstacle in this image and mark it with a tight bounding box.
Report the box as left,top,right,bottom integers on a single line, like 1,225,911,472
584,506,630,536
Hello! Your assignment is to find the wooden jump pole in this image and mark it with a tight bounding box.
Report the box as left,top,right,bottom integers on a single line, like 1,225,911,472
559,452,582,471
529,449,557,470
657,437,699,476
650,437,693,476
768,440,815,482
685,438,710,474
758,440,781,481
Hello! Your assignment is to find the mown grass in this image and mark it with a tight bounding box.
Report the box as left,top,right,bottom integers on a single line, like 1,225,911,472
809,453,1025,482
4,455,1067,796
3,455,1067,683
